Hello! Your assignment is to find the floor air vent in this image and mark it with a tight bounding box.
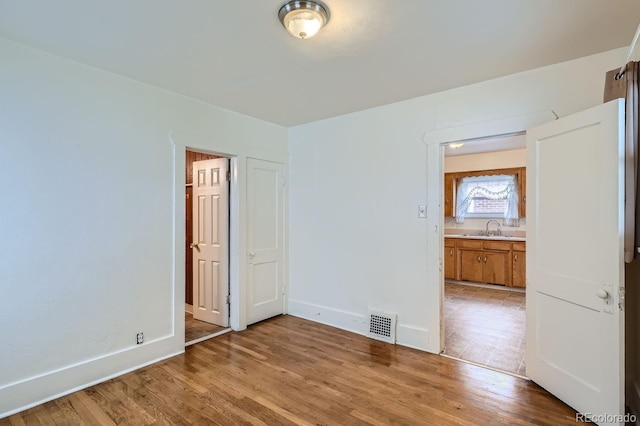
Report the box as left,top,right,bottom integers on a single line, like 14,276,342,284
367,310,397,344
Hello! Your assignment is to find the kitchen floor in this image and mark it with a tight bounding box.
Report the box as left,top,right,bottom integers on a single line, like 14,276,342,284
443,281,526,376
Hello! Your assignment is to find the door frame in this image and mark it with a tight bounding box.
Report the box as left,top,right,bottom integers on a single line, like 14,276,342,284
171,132,289,349
422,111,558,354
172,145,242,348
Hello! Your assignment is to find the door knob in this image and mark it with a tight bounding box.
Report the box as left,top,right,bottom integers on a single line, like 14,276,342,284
249,252,255,259
190,242,199,249
596,289,609,299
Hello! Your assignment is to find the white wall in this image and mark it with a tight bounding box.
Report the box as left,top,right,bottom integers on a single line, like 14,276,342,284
288,47,626,352
0,38,287,417
444,148,526,173
2,32,635,418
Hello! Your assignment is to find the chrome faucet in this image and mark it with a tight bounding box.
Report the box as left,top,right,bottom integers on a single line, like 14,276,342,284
486,219,502,236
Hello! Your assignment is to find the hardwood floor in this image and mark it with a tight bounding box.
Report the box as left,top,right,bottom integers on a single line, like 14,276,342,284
185,312,227,343
444,282,526,376
1,315,578,425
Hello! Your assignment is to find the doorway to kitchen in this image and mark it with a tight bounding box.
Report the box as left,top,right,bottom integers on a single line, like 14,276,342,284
185,149,232,346
440,133,527,377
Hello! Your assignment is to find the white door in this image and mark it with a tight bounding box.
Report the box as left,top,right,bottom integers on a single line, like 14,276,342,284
526,99,625,424
192,158,229,327
246,158,285,325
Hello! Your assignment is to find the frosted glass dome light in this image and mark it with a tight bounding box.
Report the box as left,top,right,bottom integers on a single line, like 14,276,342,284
278,1,329,40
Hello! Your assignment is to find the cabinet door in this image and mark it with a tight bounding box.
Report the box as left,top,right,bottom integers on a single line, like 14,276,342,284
512,250,526,288
444,173,454,217
444,241,456,280
518,167,526,218
460,250,483,282
482,252,508,285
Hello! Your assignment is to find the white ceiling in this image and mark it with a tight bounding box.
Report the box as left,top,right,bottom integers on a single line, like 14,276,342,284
1,1,639,127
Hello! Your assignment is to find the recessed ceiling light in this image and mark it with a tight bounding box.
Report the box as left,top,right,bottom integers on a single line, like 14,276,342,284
278,1,329,40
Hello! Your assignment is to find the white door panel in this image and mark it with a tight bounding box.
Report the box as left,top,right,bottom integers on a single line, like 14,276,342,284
526,99,625,425
192,158,229,327
247,158,285,325
252,262,279,305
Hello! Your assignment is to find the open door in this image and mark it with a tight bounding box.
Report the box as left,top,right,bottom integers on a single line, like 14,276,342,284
191,158,230,327
526,99,625,424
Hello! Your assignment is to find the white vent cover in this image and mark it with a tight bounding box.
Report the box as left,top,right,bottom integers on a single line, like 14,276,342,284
367,309,397,344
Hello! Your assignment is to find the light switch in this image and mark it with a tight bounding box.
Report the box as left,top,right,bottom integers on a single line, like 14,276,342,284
418,205,427,218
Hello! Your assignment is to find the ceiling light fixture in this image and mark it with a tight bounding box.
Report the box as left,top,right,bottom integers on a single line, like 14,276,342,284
278,1,329,40
449,143,465,149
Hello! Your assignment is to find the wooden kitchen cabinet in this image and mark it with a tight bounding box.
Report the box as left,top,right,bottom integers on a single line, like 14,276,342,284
444,238,456,280
445,237,524,287
444,173,454,217
512,241,526,288
459,249,508,285
455,239,483,282
460,250,484,282
482,252,509,285
518,168,526,218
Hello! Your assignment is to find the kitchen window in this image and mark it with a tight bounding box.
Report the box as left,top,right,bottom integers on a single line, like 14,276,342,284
455,174,519,225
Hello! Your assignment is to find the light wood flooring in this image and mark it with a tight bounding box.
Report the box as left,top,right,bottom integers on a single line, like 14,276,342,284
1,315,579,425
185,312,226,343
443,281,526,376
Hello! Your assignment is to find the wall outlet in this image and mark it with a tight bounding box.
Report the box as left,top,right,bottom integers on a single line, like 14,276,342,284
136,332,144,345
418,205,427,218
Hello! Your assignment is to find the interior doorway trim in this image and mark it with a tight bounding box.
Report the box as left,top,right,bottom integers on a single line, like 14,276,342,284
440,353,528,380
421,110,557,354
185,152,234,344
185,328,232,347
170,141,242,352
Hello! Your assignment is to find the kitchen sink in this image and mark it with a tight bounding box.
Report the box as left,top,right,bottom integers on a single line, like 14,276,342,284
459,233,518,239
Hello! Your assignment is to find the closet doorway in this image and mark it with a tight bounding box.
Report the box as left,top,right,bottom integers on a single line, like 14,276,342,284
185,149,232,345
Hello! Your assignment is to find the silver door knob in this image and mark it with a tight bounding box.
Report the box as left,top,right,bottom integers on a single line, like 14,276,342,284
249,252,255,259
596,289,609,299
190,242,199,249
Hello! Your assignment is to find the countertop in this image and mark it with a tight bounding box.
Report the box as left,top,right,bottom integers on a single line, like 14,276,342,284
444,234,526,242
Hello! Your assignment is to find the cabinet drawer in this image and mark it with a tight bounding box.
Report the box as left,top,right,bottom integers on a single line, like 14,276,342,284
444,238,455,248
512,241,526,251
456,239,483,249
483,241,511,251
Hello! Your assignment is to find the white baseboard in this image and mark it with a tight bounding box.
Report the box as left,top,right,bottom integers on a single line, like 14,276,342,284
185,303,193,314
288,298,368,337
397,324,433,352
0,336,183,419
287,299,434,353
